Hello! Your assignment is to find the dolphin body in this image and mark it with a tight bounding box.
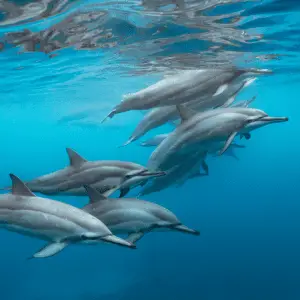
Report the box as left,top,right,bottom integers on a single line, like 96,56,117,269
147,106,288,171
147,107,267,171
121,77,257,146
3,148,165,197
139,151,208,196
0,174,135,259
82,185,200,244
102,68,270,123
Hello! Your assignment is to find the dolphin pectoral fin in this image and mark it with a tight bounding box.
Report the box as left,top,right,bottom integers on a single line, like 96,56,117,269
213,84,228,96
240,133,251,140
66,148,87,168
9,174,36,197
176,105,197,123
219,131,238,155
101,235,136,249
173,225,200,236
201,160,209,175
119,187,130,198
126,232,144,244
30,242,68,259
220,96,235,108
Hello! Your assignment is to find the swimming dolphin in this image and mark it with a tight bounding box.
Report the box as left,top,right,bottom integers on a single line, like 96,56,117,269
0,174,135,259
2,148,165,197
140,151,208,196
82,185,200,244
120,77,257,146
102,68,270,123
147,107,266,171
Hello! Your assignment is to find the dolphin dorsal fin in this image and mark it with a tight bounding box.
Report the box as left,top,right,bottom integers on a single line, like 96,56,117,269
10,174,36,197
66,148,87,168
176,105,196,123
84,185,107,204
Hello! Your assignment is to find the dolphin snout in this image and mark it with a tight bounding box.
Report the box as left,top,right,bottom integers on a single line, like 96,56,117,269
260,116,289,123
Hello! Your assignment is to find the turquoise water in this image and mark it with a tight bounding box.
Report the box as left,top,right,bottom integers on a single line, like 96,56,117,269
0,1,299,299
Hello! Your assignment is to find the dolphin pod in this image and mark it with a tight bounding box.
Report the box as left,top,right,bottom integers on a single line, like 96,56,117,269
121,78,257,147
0,174,135,259
0,67,288,259
3,148,165,198
101,68,270,124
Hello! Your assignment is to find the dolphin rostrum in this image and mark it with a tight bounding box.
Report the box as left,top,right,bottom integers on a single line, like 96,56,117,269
0,174,136,259
83,185,200,244
2,148,165,197
102,68,270,123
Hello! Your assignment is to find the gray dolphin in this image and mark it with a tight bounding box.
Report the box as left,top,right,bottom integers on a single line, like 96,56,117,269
83,185,200,244
147,107,266,171
140,151,208,196
2,148,165,197
142,133,245,161
102,68,270,123
0,174,135,259
121,77,257,146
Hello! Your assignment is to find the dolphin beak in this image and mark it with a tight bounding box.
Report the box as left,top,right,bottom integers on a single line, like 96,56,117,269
101,235,137,249
259,116,289,123
173,224,200,236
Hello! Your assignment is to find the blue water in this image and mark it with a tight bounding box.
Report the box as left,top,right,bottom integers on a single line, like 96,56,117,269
0,0,300,299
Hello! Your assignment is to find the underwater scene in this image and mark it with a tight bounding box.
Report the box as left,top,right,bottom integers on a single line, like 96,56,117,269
0,0,299,299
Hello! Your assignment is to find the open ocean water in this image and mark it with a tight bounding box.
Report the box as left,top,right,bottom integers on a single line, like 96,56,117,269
0,0,299,299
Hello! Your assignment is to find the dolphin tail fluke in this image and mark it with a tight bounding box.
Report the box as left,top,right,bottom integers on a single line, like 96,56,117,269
30,242,69,259
101,109,117,123
174,225,200,236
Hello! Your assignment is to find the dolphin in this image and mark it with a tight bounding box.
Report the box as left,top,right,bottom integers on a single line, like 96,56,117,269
2,148,165,197
121,77,257,146
0,174,135,259
147,107,267,171
102,68,270,123
140,151,208,196
82,185,200,244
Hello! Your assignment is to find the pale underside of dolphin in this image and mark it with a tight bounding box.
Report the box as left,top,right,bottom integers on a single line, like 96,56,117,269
82,185,200,244
2,148,165,197
0,174,135,259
